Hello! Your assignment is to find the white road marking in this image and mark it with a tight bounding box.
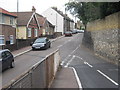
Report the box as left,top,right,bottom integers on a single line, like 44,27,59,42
84,61,87,64
57,45,63,48
75,55,83,60
64,55,75,67
71,46,79,54
87,63,93,68
61,46,79,66
61,55,71,66
70,67,83,89
97,70,119,86
84,62,93,68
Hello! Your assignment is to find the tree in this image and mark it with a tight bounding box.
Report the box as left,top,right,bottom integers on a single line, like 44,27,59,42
65,2,120,28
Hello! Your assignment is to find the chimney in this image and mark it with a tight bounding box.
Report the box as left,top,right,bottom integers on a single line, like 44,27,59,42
32,6,36,12
65,14,68,16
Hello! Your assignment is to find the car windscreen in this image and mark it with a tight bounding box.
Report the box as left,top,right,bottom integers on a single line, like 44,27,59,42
34,38,46,43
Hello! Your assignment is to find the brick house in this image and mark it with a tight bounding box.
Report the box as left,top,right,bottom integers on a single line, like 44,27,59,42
12,7,40,39
0,8,17,50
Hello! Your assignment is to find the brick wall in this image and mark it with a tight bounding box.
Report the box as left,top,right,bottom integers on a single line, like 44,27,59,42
4,39,35,51
86,11,120,65
0,24,16,50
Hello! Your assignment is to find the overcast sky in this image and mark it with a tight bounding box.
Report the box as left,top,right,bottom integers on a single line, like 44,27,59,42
0,0,69,13
0,0,78,20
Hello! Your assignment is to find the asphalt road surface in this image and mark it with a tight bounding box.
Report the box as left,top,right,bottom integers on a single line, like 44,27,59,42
1,33,119,89
1,34,75,87
59,33,119,89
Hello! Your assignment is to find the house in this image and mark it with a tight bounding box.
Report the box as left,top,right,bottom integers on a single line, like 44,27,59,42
75,20,85,29
36,14,55,38
63,14,74,32
42,7,64,35
12,6,40,40
0,8,17,50
42,7,74,35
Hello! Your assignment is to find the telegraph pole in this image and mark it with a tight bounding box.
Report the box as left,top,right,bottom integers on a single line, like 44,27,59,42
65,7,67,33
16,0,19,49
56,13,57,32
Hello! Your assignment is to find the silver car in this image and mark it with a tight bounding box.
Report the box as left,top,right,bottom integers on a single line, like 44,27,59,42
31,37,51,50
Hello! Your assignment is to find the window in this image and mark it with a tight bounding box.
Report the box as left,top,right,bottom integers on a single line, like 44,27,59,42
28,28,31,37
5,51,12,57
10,17,13,25
10,35,14,44
34,29,38,37
2,52,7,59
46,38,49,42
2,15,5,24
0,35,5,45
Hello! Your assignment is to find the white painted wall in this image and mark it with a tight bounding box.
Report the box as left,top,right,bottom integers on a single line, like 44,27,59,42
42,8,64,34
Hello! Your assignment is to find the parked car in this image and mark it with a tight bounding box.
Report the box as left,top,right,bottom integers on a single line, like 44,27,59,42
31,37,51,50
0,49,15,72
64,31,72,37
71,29,78,34
77,29,84,33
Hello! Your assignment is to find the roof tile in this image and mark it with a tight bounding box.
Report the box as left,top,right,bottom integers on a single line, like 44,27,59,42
0,8,17,17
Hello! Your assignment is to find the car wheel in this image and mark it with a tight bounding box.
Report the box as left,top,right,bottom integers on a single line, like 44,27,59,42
32,48,35,51
49,44,51,48
10,61,15,68
44,44,47,49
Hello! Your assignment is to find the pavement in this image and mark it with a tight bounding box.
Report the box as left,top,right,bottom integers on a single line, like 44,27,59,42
11,35,80,89
51,67,81,89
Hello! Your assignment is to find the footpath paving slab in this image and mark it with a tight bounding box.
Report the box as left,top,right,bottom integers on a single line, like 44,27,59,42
51,67,81,89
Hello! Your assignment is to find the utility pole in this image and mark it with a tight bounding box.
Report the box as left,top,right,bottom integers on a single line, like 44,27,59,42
56,13,57,32
16,0,19,49
64,7,67,33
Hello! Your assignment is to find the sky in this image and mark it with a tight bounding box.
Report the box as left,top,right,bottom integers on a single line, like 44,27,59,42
1,0,89,22
0,0,69,14
0,0,78,21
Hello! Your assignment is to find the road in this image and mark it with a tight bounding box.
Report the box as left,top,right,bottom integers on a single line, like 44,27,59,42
1,34,75,87
59,33,119,89
2,33,119,89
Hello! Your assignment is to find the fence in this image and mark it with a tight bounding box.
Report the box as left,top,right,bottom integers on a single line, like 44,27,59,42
2,49,61,89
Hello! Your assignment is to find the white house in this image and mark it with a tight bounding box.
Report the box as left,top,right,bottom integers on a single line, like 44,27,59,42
42,7,64,35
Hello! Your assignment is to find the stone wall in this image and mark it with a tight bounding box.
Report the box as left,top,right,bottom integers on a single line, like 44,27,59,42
86,11,120,65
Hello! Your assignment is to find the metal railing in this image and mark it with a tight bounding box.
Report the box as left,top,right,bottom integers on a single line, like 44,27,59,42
2,49,61,89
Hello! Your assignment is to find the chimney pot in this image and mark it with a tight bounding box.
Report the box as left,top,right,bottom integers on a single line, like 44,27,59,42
32,6,36,12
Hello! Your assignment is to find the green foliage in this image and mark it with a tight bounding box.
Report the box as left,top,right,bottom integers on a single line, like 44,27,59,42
65,2,120,26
